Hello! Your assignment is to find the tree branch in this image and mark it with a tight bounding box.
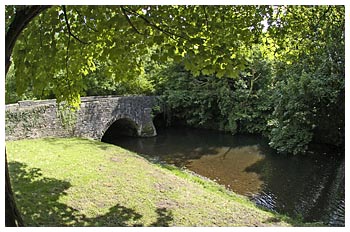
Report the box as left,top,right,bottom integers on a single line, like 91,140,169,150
65,31,71,80
62,5,90,45
313,6,332,34
120,6,144,35
123,6,189,41
74,7,99,33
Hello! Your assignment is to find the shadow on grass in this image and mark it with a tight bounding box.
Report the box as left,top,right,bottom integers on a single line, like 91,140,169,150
89,204,143,227
8,161,80,226
151,207,174,226
8,161,174,227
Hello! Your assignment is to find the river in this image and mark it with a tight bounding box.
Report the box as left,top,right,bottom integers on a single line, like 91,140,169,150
102,127,345,226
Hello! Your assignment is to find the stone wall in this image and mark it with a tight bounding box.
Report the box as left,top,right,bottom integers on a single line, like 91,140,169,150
5,96,159,141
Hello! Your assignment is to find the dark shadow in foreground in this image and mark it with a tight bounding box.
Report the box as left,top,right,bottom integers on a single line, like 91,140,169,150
8,161,174,226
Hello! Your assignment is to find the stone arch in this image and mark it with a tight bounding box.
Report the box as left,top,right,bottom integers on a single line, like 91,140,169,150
152,112,168,130
99,115,141,141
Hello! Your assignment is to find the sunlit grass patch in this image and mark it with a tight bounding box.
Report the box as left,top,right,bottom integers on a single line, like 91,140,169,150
6,137,316,226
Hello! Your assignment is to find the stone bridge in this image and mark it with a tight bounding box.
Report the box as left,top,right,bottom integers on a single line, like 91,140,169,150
5,95,161,141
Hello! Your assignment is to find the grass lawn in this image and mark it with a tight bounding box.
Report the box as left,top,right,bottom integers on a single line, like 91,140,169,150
6,137,316,226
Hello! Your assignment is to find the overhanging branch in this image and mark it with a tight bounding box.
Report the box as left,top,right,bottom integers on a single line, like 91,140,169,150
120,6,144,35
122,6,189,41
74,7,99,33
62,5,90,45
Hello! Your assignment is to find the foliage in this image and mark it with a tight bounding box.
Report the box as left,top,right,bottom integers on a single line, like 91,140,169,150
157,47,274,135
266,6,345,154
5,64,42,104
81,62,154,96
268,72,316,154
230,50,274,136
6,5,271,108
5,60,155,104
5,64,21,104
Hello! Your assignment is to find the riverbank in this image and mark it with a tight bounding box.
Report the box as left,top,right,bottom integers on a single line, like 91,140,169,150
6,137,321,226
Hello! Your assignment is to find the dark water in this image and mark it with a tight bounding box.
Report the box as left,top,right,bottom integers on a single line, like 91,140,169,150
103,127,345,226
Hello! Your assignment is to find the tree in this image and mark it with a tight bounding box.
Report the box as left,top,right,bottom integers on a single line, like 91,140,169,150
6,6,51,226
8,5,272,107
265,6,345,154
155,47,274,135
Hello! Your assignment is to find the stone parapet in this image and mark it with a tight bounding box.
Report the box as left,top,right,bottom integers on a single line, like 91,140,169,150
5,95,160,141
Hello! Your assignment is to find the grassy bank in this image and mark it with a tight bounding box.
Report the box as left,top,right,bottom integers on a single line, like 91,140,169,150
6,137,314,226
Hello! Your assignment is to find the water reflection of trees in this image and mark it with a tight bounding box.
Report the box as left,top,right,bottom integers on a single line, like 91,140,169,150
245,154,345,225
115,127,269,167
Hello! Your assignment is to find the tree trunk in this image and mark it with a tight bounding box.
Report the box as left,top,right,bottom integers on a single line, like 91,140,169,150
5,5,50,226
5,6,50,74
5,150,24,226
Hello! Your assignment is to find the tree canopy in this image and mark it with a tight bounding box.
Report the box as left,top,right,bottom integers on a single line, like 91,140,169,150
6,5,275,106
6,5,343,104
